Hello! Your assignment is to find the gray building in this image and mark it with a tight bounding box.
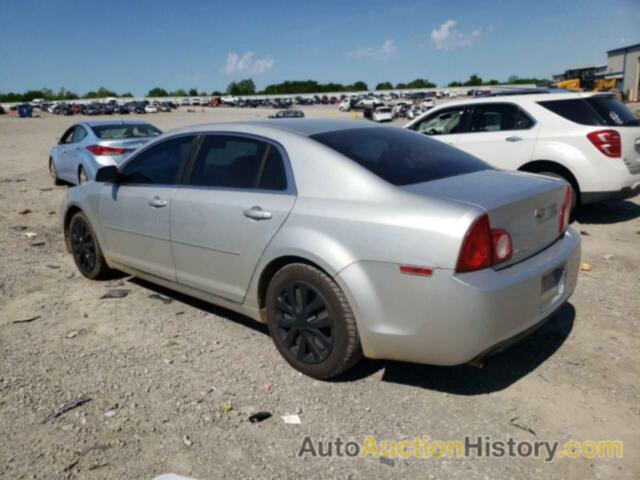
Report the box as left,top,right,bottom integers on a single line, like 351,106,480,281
603,43,640,101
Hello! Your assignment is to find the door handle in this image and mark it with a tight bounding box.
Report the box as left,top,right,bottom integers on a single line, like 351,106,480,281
505,136,523,142
148,196,167,208
243,206,272,220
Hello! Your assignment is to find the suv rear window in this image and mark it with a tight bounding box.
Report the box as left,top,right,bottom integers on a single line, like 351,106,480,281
538,96,640,126
584,96,639,126
310,127,490,186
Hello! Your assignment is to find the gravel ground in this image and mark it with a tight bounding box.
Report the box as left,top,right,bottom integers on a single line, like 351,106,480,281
0,106,639,480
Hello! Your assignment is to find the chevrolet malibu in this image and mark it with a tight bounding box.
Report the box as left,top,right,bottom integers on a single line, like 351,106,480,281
62,120,581,378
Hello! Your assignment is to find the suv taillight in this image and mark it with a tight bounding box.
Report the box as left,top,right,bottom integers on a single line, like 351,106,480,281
456,214,512,273
558,185,572,234
586,129,621,158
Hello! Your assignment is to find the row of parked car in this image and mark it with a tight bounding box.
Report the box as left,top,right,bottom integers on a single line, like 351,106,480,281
39,100,180,116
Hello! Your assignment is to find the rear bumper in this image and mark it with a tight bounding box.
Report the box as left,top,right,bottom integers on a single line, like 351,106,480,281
581,182,640,204
337,227,581,366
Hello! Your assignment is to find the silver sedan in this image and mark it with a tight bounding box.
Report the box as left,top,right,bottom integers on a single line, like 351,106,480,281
49,120,162,185
61,120,581,378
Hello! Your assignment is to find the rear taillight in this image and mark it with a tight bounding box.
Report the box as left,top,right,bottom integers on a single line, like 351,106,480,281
558,185,572,234
456,214,513,273
86,145,125,156
586,129,621,158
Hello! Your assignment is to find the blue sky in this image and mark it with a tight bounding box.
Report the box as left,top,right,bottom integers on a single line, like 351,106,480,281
0,0,639,94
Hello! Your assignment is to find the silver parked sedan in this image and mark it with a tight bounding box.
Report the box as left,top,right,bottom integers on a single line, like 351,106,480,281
61,120,581,378
49,120,162,185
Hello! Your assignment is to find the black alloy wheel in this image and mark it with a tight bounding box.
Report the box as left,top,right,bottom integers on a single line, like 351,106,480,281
71,219,97,274
273,281,335,364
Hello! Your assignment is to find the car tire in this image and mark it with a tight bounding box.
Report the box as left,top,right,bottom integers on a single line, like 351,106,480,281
78,166,88,185
68,212,113,280
265,263,362,379
49,158,64,185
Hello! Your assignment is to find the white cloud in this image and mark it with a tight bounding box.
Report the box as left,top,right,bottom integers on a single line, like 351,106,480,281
349,39,397,59
430,20,481,50
223,51,274,75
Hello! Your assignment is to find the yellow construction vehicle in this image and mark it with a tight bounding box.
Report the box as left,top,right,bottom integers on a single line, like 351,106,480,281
553,78,581,91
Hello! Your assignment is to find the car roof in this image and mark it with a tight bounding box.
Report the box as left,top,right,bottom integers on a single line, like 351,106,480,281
170,119,382,137
436,91,603,107
82,120,151,127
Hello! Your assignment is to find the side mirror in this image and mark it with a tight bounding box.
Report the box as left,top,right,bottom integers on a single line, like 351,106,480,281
95,165,119,183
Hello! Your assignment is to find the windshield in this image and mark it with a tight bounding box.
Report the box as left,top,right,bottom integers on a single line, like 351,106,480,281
311,127,490,186
91,124,162,140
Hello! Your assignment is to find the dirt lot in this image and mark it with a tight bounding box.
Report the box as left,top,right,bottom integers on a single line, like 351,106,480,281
0,107,639,480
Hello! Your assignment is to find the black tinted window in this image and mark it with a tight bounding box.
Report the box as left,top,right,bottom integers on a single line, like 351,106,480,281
72,126,87,142
469,104,534,132
584,96,639,126
311,127,490,186
121,135,195,185
189,135,287,190
538,99,604,125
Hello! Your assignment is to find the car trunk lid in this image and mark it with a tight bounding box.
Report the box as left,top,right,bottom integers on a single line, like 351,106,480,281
98,138,154,162
402,170,568,267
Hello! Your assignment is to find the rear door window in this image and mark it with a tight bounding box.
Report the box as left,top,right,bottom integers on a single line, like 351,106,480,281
468,103,534,132
72,126,87,142
311,127,490,186
188,135,288,191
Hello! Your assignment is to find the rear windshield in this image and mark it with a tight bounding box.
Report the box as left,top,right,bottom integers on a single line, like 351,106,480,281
91,124,162,139
310,127,490,186
538,96,639,126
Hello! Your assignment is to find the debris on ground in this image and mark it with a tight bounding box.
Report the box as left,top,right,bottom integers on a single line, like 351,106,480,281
260,382,272,391
579,262,593,272
43,396,92,423
182,435,193,447
46,264,60,269
222,403,234,413
281,414,301,425
580,230,590,236
249,411,272,423
31,241,46,247
149,293,174,304
12,315,41,324
66,330,79,339
24,231,36,238
379,456,395,466
64,272,75,279
10,225,28,231
508,416,536,436
18,208,32,215
104,409,118,418
603,254,613,260
101,289,131,299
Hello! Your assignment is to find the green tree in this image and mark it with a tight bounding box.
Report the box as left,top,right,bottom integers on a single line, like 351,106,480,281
148,87,169,97
120,92,134,98
406,78,436,89
447,81,463,87
350,81,368,91
375,81,394,90
210,90,223,96
188,88,198,96
463,74,483,86
171,89,188,97
226,79,256,95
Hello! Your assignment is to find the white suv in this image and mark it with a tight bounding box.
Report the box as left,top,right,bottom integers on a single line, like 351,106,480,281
405,92,640,209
